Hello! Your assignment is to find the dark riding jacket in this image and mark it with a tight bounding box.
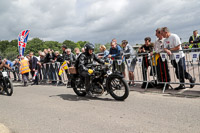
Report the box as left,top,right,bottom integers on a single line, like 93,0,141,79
78,52,104,72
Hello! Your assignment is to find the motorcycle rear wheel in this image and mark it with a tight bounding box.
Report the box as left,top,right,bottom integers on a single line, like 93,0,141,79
71,77,86,97
108,77,129,101
73,87,87,97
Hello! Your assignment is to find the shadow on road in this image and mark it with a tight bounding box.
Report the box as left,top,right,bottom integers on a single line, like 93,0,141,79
0,92,8,96
50,94,117,102
164,90,200,99
14,84,25,87
130,87,200,99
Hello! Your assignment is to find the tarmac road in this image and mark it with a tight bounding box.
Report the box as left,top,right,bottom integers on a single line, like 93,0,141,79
0,83,200,133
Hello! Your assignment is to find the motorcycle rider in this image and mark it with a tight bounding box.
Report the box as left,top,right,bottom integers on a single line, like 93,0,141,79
0,56,11,95
0,56,11,71
78,43,105,96
0,56,11,93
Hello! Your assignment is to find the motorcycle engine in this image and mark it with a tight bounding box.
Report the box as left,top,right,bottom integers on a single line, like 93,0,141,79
92,82,104,94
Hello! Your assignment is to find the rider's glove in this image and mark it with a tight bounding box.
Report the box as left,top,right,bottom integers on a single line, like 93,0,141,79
105,62,109,65
88,69,94,74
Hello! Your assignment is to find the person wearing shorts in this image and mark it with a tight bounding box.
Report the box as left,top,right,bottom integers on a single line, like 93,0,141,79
121,40,137,86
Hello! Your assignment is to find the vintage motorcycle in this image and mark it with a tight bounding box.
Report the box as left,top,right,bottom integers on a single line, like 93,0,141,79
70,63,129,101
0,70,13,96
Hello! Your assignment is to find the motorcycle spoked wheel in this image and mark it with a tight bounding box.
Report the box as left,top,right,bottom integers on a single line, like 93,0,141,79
72,77,86,97
5,78,13,96
108,77,129,101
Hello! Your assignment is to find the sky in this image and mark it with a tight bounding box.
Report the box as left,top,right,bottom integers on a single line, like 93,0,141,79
0,0,200,45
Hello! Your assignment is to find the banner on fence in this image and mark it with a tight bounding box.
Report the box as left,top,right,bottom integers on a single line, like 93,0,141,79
117,60,122,65
109,60,113,65
160,53,167,62
173,53,181,63
126,58,132,67
190,52,199,62
137,56,143,66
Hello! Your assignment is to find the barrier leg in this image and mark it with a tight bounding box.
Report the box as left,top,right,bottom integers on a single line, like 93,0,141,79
162,83,173,93
145,82,149,91
162,83,167,93
198,62,200,81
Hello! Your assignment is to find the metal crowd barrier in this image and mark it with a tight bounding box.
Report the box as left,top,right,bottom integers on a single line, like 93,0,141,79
108,48,200,93
108,53,157,90
8,62,70,86
156,48,200,92
134,53,156,90
38,62,69,85
134,49,200,92
106,54,155,89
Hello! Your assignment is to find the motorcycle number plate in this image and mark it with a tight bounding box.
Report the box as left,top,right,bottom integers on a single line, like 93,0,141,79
107,70,112,75
2,72,8,77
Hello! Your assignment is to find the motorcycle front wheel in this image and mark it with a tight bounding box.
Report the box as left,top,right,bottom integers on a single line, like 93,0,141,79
5,78,13,96
108,77,129,101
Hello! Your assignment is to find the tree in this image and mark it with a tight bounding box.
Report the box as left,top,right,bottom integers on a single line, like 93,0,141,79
94,42,111,54
0,40,18,60
63,40,79,53
9,39,18,48
0,40,9,54
0,38,107,60
76,41,89,48
25,38,44,56
105,42,111,50
94,43,105,54
43,41,62,52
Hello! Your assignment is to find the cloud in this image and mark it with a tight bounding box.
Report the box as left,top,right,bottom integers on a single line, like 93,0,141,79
0,0,200,45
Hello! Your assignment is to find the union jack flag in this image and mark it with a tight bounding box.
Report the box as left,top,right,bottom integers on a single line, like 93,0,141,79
18,30,30,57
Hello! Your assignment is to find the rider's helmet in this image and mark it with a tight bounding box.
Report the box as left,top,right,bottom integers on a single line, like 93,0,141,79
84,43,95,53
